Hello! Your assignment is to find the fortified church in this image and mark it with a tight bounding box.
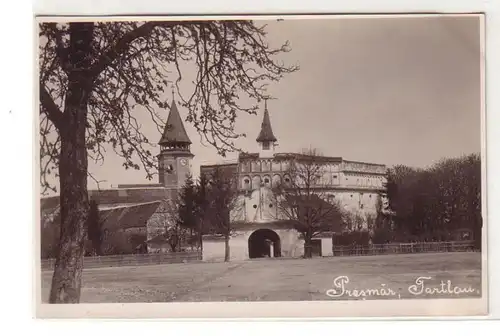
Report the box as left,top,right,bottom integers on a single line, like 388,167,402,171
200,101,389,261
40,97,389,261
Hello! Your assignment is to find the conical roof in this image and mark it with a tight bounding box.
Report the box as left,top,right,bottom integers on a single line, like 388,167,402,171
159,100,191,145
256,102,277,143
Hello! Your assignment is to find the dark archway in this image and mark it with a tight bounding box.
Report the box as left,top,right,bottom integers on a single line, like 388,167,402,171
248,229,281,259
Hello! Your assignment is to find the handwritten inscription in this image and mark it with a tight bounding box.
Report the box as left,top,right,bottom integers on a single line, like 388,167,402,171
408,276,477,296
326,276,399,299
326,276,479,299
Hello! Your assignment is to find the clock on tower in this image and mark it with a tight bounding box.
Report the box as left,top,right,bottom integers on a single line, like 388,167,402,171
157,97,194,189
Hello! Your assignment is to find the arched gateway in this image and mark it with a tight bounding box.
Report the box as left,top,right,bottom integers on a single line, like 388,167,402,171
248,229,281,258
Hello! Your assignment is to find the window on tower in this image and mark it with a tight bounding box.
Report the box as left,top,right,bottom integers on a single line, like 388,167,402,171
262,141,270,150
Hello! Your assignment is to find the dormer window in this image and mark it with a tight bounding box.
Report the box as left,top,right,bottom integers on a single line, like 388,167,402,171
262,141,270,150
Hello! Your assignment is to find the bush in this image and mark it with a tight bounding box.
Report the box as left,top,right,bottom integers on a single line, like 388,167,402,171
371,227,394,244
332,231,370,246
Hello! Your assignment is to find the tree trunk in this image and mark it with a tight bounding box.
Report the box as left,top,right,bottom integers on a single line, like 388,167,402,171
224,234,230,262
48,23,94,304
303,233,313,259
198,219,204,252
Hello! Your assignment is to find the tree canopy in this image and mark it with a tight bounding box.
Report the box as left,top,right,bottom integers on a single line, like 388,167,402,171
38,20,298,303
271,149,344,258
39,20,299,195
386,153,481,247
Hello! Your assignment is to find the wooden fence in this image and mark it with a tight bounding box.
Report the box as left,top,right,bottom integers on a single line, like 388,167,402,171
41,251,202,271
332,241,477,257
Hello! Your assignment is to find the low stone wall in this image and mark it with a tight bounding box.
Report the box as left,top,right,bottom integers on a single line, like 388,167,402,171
41,251,202,271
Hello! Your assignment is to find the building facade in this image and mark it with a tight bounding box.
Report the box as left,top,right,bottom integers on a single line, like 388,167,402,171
41,95,196,256
41,98,389,260
200,102,389,262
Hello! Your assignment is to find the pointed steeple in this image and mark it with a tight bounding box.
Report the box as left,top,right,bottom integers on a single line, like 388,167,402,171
256,100,277,143
159,95,191,146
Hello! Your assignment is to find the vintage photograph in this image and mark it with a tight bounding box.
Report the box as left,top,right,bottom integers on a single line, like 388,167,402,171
37,14,486,316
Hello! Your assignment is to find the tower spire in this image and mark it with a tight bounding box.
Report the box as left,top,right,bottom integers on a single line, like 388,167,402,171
256,99,277,143
158,90,191,147
157,88,194,188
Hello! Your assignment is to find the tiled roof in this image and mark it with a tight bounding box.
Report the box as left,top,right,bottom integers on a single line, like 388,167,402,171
41,201,161,231
40,187,177,213
99,201,161,230
256,105,277,143
88,188,176,205
158,100,191,145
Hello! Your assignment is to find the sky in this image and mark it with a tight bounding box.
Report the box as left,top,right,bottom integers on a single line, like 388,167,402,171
43,15,482,192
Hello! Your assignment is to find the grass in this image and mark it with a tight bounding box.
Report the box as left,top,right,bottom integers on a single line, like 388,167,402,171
40,252,481,303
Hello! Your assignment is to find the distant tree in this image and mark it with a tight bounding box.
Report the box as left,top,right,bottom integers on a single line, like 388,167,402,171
39,20,298,302
87,199,103,256
177,174,198,243
365,195,395,244
204,168,239,262
164,225,181,252
342,210,366,232
271,149,344,258
386,154,481,247
194,173,210,251
161,198,186,252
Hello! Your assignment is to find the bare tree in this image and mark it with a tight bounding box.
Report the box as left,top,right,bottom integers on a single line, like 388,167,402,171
39,20,298,302
203,168,242,262
151,198,189,252
271,149,344,258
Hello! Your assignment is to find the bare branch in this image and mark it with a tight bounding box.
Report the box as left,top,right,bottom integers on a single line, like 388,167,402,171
39,84,64,131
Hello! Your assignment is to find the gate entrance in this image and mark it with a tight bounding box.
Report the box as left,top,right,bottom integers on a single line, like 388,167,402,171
248,229,281,258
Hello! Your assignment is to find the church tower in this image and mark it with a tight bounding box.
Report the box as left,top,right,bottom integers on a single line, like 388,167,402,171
157,94,194,189
256,100,278,158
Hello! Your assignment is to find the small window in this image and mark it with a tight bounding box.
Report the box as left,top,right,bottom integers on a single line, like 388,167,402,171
264,178,270,184
284,177,290,183
350,195,353,198
244,179,250,184
269,204,273,208
262,142,270,150
253,204,257,209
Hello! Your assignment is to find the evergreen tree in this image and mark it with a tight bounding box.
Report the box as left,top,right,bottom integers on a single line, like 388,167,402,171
177,174,198,245
194,173,210,251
